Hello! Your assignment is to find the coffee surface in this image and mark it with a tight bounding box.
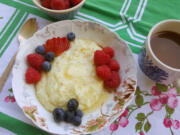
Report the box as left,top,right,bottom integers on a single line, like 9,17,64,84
151,31,180,69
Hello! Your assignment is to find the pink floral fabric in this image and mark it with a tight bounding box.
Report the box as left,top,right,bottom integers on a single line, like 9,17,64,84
4,89,15,103
109,84,180,135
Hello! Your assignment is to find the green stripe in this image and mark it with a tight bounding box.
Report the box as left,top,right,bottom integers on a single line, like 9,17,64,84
0,9,18,36
0,0,56,21
19,0,34,6
0,112,92,135
0,10,24,50
128,44,141,54
0,12,29,57
80,2,122,25
75,13,125,30
136,0,145,20
127,23,145,40
0,112,49,135
117,28,144,45
0,0,142,54
125,0,141,20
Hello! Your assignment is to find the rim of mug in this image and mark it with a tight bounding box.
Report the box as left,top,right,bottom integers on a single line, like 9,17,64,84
147,19,180,72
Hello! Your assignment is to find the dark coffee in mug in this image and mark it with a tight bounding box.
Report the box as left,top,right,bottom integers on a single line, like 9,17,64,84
150,31,180,69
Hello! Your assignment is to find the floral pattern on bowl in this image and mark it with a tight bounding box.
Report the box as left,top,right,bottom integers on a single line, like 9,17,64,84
12,20,137,134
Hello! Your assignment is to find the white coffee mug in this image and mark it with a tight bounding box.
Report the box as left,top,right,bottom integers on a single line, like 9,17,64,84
138,19,180,86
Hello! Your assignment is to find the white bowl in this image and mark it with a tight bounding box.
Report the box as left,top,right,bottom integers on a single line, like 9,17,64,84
12,20,137,135
32,0,86,20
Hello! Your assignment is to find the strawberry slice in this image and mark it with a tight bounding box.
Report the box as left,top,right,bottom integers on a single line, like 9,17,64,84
44,39,53,53
43,37,70,56
52,37,57,52
61,37,70,51
54,37,70,56
54,37,63,56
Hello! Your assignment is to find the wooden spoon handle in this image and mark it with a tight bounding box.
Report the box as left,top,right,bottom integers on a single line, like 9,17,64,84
0,52,17,92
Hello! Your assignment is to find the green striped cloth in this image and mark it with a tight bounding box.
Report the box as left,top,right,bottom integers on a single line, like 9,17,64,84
0,0,180,135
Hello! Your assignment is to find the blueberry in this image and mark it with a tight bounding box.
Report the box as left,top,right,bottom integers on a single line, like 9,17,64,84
75,109,83,118
35,46,45,55
67,99,79,112
45,52,55,62
64,111,74,123
67,32,75,41
42,61,51,72
73,116,82,126
53,108,65,122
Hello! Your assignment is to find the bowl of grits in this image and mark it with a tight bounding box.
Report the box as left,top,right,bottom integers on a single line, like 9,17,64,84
12,20,137,134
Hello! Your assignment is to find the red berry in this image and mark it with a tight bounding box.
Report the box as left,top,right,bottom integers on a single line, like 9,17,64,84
61,37,70,51
94,50,110,66
52,37,61,55
50,0,66,10
43,37,70,56
25,67,41,84
26,53,45,70
54,37,70,56
104,71,121,89
41,0,51,9
43,38,55,53
109,59,120,71
103,47,114,58
71,0,82,6
64,0,70,9
96,65,112,81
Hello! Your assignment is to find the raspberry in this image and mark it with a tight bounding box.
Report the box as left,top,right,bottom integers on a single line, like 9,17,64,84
71,0,82,6
50,0,66,10
104,71,121,89
64,0,70,9
103,47,114,58
94,50,110,66
96,65,112,81
43,37,70,56
109,59,120,71
27,53,45,70
41,0,51,9
25,67,41,84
